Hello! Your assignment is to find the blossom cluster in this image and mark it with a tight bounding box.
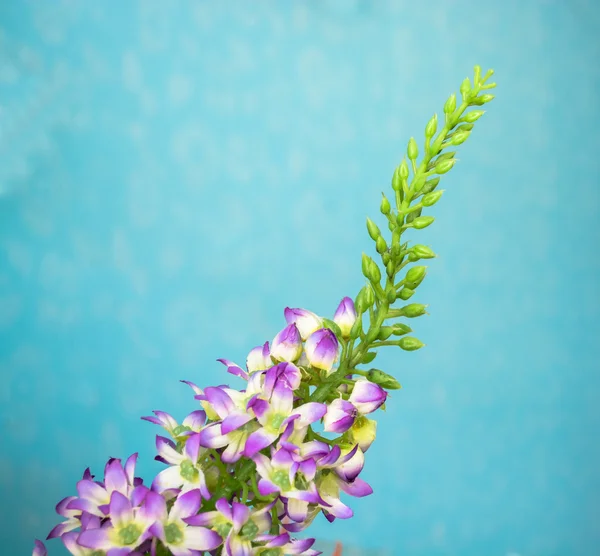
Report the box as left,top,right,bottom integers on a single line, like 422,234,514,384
36,298,390,556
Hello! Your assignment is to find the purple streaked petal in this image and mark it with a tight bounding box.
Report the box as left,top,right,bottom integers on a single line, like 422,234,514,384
263,532,291,547
335,447,364,482
217,358,249,380
78,527,112,550
109,491,133,527
286,498,308,523
291,402,327,426
252,453,272,479
248,397,269,420
339,477,373,498
265,362,302,395
348,379,387,414
184,433,202,462
156,436,185,464
215,498,233,521
221,432,247,463
65,497,100,516
271,448,294,468
182,410,207,431
221,412,253,435
46,521,77,540
107,549,133,556
138,490,167,524
198,423,229,449
269,383,294,414
131,484,149,507
304,328,339,372
76,480,109,506
231,501,250,531
61,532,84,555
180,380,202,395
300,441,330,459
322,399,357,434
243,429,277,457
286,488,320,505
152,465,182,493
284,536,317,554
183,526,223,551
55,495,77,517
284,307,323,341
333,297,357,339
171,489,202,520
203,386,235,418
80,513,101,531
227,535,253,556
322,496,353,519
299,458,317,482
257,478,279,496
246,342,271,373
270,323,303,362
32,539,47,556
104,459,128,494
183,510,219,527
124,453,138,485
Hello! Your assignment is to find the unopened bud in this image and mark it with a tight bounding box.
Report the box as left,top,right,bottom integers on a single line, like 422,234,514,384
443,93,456,114
422,190,444,207
407,137,418,161
471,93,495,105
380,194,391,215
367,369,401,390
365,326,380,343
425,114,437,139
398,287,415,300
459,77,471,98
386,287,396,304
399,159,409,180
406,207,422,225
399,336,425,351
377,326,394,341
386,260,394,279
366,218,381,241
376,236,387,254
450,131,470,146
382,251,391,265
412,175,426,192
434,159,456,174
462,110,485,123
421,177,440,195
400,303,427,318
412,245,436,259
392,323,412,336
364,285,375,307
473,65,482,84
361,351,377,364
412,216,435,229
405,265,427,286
391,166,401,192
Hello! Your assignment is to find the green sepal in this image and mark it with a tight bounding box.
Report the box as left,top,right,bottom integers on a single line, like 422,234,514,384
349,317,363,340
367,369,402,390
365,326,381,343
380,194,391,215
406,207,422,224
399,336,425,351
422,190,444,207
420,177,440,195
322,318,343,340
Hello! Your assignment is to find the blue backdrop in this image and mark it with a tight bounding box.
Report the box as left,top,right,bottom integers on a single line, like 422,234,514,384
1,1,599,555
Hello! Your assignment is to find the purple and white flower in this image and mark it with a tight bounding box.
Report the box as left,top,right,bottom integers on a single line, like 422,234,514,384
270,323,303,362
344,416,377,452
304,329,339,373
323,399,358,434
145,489,222,555
348,379,387,414
333,297,357,339
284,307,323,341
247,341,272,373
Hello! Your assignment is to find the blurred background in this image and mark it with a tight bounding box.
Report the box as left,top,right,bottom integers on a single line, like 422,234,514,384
1,1,599,555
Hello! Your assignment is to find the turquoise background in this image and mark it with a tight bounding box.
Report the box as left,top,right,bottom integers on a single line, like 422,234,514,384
1,1,599,555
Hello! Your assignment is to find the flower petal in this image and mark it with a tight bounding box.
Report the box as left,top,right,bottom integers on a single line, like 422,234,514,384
171,489,202,520
78,527,112,550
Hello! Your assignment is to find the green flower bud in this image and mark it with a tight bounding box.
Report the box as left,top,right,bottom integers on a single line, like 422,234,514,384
412,215,435,229
399,336,425,351
408,252,419,262
399,159,409,180
434,159,456,174
422,190,444,207
377,326,394,341
366,218,381,241
462,110,485,123
425,114,437,139
443,93,456,114
382,251,391,265
387,220,395,232
380,194,391,215
459,77,471,98
367,369,401,390
407,137,418,161
386,260,394,278
412,175,426,192
364,284,375,307
406,207,422,225
361,351,377,364
405,265,427,287
455,123,474,133
349,317,363,340
427,152,455,171
376,236,387,254
365,326,381,343
398,287,415,300
386,286,396,303
392,323,412,336
391,166,401,192
472,93,495,105
400,303,427,318
412,244,436,259
420,177,440,195
450,130,470,146
473,65,482,84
